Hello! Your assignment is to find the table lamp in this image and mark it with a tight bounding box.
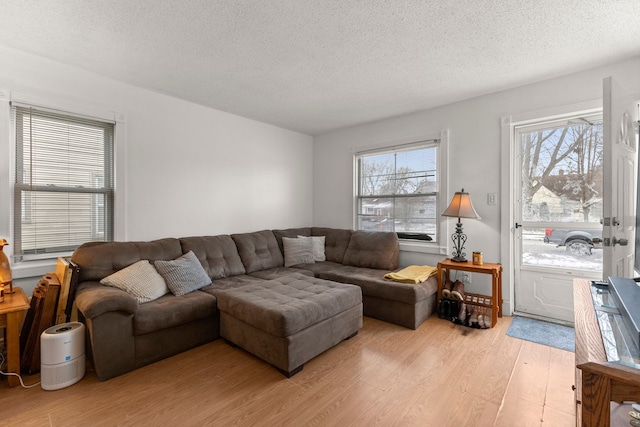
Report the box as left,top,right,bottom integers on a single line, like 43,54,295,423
0,239,13,293
442,189,480,262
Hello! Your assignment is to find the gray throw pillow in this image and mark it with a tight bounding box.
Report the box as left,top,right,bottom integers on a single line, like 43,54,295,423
282,237,315,267
297,235,326,262
154,251,212,296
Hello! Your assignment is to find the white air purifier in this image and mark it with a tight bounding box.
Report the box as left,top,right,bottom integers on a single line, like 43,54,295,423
40,322,85,390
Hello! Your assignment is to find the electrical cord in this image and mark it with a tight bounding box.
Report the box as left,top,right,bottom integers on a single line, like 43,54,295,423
0,352,40,389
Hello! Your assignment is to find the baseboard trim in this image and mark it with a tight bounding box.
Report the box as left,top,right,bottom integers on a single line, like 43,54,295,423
512,311,574,327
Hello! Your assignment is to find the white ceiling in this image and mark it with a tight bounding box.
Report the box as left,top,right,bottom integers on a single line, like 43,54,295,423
1,1,640,135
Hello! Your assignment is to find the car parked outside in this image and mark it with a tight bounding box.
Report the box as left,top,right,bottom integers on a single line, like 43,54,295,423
543,228,603,255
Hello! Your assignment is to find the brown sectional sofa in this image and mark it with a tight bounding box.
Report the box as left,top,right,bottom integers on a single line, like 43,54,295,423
71,227,437,381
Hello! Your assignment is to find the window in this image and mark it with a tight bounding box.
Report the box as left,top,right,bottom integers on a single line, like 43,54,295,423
12,104,114,261
356,140,439,241
516,112,604,271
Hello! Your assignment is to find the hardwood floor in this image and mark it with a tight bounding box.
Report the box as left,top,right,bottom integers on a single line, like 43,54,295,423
1,315,576,426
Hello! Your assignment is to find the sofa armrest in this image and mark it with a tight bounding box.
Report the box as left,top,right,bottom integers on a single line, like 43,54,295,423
75,281,139,318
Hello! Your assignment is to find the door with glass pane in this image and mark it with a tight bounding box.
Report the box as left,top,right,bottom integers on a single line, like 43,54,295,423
515,112,603,323
602,76,638,279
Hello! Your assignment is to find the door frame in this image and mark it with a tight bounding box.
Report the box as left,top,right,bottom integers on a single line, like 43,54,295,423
499,100,601,317
602,77,639,279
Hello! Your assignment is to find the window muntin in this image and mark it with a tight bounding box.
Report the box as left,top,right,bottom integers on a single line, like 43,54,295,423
356,142,438,241
13,105,114,261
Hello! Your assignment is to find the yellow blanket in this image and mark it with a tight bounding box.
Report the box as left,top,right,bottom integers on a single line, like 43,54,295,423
384,265,438,284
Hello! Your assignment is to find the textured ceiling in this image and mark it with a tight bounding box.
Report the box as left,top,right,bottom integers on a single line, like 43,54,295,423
1,1,639,135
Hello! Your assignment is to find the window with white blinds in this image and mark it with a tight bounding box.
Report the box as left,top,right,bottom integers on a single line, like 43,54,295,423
12,104,114,261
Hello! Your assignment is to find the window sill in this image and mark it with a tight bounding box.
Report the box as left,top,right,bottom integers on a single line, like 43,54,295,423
12,259,58,279
399,240,447,255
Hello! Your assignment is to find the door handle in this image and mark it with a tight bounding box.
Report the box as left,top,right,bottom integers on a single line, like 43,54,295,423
612,236,629,246
515,223,522,228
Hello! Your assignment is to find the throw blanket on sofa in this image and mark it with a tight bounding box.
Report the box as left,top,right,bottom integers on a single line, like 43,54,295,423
384,265,437,284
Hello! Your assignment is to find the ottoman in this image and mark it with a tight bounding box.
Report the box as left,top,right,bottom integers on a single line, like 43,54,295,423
216,274,363,377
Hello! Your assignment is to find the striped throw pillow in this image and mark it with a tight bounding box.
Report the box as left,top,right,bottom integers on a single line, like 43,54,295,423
154,251,212,296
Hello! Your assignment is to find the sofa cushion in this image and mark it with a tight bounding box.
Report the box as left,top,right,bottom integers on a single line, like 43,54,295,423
179,235,246,279
342,231,399,270
199,274,267,297
72,238,183,282
154,251,212,296
294,261,346,277
312,227,353,264
231,230,284,273
134,291,217,335
99,260,169,304
216,274,362,337
272,227,312,255
282,237,315,267
249,267,315,281
318,266,437,305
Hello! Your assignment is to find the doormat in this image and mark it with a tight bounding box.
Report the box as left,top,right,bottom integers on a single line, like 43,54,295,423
506,316,575,352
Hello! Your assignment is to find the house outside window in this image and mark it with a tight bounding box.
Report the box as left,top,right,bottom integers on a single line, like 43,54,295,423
12,104,114,261
355,140,439,242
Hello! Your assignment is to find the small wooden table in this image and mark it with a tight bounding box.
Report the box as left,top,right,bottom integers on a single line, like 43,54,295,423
0,287,30,387
437,258,503,327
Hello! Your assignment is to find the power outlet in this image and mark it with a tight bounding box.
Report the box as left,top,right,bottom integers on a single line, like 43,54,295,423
461,273,472,284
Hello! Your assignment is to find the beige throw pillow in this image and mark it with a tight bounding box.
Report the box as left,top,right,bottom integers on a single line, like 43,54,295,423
100,260,169,303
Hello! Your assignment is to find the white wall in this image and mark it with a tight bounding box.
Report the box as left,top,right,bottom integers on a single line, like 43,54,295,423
0,46,313,292
313,55,640,312
2,44,638,301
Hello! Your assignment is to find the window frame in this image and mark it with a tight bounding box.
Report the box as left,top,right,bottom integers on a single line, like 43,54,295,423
12,104,116,260
353,130,449,253
0,89,126,275
499,100,603,317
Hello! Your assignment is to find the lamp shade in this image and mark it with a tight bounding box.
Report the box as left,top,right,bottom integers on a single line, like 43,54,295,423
442,189,481,220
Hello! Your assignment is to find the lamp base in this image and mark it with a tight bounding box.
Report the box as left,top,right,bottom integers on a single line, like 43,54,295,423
1,281,13,294
450,256,467,263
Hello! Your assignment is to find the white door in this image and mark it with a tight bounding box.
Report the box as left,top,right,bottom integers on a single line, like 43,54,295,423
602,76,638,279
514,112,604,324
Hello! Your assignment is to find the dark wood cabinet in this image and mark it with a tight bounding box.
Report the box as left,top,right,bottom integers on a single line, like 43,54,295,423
574,278,640,426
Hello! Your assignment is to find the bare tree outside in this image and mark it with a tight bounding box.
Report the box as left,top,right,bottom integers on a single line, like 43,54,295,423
521,120,603,223
519,114,604,272
561,122,604,222
360,156,394,196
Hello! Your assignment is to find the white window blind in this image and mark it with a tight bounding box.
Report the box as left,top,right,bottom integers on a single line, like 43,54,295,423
12,104,114,261
356,140,439,241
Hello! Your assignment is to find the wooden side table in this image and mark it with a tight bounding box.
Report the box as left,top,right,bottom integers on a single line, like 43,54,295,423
0,287,30,387
437,258,503,327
